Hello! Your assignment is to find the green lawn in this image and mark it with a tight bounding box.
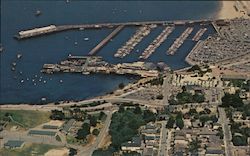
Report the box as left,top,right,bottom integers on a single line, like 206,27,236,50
0,110,51,128
0,143,58,156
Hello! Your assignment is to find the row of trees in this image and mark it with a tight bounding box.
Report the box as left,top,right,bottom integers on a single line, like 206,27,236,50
166,113,184,129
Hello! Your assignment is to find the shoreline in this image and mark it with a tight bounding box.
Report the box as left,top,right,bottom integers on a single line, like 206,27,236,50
217,1,249,19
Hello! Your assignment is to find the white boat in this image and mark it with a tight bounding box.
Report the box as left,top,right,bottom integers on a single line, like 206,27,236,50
84,37,89,41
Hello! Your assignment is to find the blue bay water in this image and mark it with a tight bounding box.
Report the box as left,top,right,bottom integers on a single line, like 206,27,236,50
0,1,220,104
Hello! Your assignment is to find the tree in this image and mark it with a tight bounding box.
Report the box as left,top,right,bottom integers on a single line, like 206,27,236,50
166,116,175,129
92,129,100,136
69,148,77,156
176,117,184,129
176,113,184,129
188,138,201,152
188,109,198,115
118,83,125,89
76,123,90,140
50,110,65,120
134,106,142,114
118,105,125,113
221,93,244,108
89,115,97,127
156,94,163,100
232,135,247,146
193,93,205,103
143,110,156,123
98,111,106,120
187,65,201,72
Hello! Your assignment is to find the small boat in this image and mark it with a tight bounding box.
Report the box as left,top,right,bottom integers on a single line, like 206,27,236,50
74,41,78,45
17,54,22,59
82,71,90,75
41,97,47,101
59,80,63,83
66,0,70,3
35,10,42,16
0,44,4,53
21,80,24,83
11,67,15,71
84,37,89,41
12,62,17,66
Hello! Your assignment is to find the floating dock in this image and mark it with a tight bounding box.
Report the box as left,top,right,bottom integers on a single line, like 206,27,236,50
15,19,213,39
114,25,156,58
192,28,207,41
139,26,175,59
88,25,124,55
167,27,193,55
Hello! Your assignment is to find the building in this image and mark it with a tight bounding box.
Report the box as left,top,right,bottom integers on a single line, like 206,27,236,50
61,119,76,133
121,137,142,153
28,130,57,137
4,140,25,149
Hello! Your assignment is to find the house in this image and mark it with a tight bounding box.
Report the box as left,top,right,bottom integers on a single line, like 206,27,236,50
142,148,154,156
28,130,57,137
61,119,76,133
205,148,224,156
121,137,142,153
4,140,25,149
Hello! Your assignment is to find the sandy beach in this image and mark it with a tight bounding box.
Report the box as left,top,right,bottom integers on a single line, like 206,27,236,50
217,1,250,19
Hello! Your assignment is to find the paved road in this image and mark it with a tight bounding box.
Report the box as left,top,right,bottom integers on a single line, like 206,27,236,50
163,75,172,105
158,121,167,156
0,97,164,113
218,107,233,156
166,129,173,156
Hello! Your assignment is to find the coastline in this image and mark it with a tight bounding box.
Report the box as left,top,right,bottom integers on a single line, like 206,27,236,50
217,1,249,19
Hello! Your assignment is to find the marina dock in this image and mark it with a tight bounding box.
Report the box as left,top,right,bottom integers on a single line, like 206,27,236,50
88,25,124,55
114,25,156,58
167,27,193,55
192,28,207,41
139,26,175,59
15,19,212,39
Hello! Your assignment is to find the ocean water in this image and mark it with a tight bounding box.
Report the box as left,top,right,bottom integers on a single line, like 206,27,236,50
0,1,220,104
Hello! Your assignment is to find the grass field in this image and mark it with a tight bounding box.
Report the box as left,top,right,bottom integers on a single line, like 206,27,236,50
0,110,51,128
0,143,59,156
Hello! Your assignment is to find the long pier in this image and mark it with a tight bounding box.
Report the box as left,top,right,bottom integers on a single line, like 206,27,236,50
88,25,124,55
15,19,213,39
